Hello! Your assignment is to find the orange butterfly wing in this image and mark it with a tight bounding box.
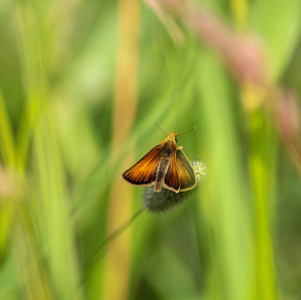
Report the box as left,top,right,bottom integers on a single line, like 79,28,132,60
164,152,180,192
175,149,197,191
122,145,164,185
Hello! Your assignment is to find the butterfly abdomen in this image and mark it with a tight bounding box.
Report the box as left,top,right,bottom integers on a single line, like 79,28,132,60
154,142,174,192
154,158,170,192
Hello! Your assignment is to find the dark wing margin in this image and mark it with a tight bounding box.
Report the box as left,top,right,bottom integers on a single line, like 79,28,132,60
176,150,197,191
122,145,163,185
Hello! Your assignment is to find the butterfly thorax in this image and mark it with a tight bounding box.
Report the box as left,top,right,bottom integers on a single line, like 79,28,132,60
162,132,178,150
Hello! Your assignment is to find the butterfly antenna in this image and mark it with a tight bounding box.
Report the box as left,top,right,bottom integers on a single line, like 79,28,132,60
178,127,197,136
156,123,167,136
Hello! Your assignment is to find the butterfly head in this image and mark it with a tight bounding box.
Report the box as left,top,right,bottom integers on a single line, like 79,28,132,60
156,124,197,145
166,132,178,143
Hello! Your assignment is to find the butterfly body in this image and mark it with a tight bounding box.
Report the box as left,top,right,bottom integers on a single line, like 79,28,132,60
122,132,197,193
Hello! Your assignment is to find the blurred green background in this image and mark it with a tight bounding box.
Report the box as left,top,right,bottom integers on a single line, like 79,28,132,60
1,0,301,299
